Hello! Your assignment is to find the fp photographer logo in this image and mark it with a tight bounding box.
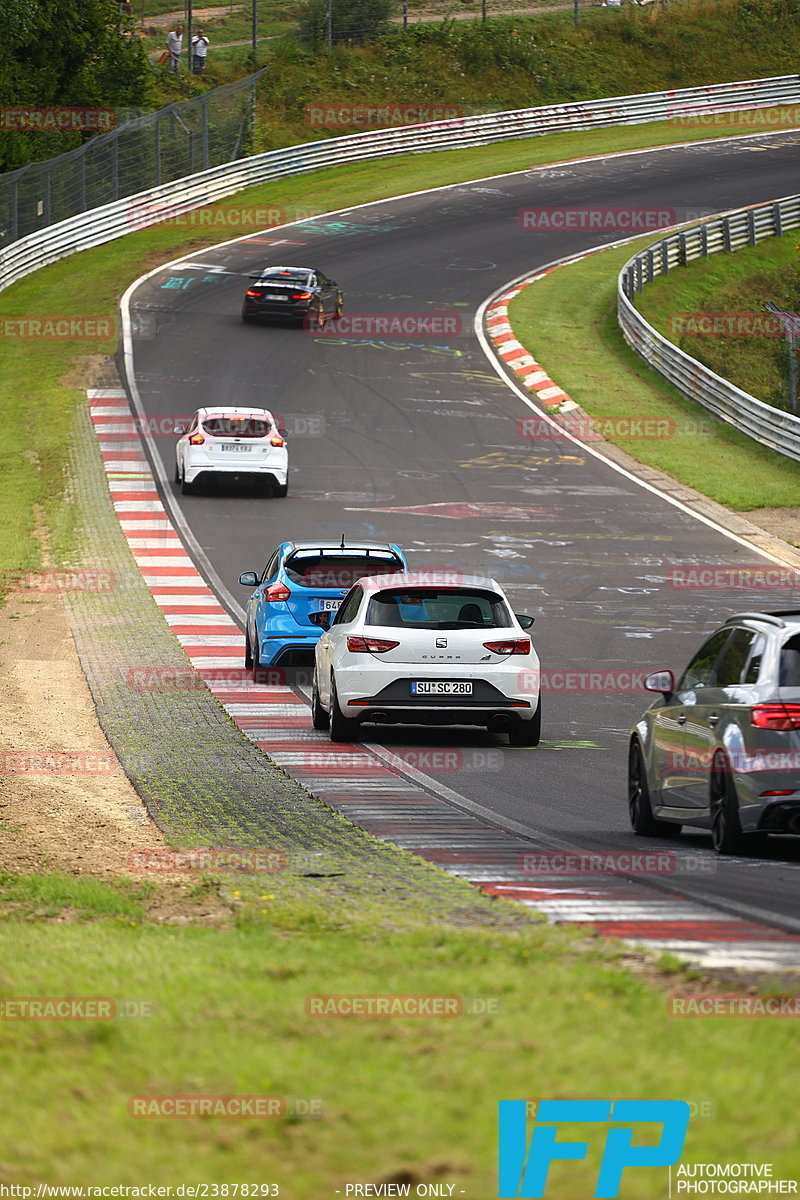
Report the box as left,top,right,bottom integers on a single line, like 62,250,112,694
498,1099,690,1197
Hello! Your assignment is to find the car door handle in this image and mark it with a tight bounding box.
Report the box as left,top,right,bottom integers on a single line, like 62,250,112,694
707,714,719,726
677,713,687,725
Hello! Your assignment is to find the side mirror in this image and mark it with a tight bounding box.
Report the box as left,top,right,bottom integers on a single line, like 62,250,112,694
278,427,288,439
311,610,333,630
515,614,535,629
173,424,187,436
238,571,258,587
644,670,674,695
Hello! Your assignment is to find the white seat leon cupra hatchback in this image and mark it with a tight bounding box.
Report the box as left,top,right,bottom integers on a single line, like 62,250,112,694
174,406,288,496
312,572,541,745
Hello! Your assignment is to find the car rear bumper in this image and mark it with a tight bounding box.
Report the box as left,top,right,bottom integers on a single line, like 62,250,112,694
339,677,537,728
185,464,287,485
243,302,311,322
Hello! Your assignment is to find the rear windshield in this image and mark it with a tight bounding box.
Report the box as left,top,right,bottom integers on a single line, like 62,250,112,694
366,588,511,629
285,551,402,590
202,417,271,439
259,270,312,286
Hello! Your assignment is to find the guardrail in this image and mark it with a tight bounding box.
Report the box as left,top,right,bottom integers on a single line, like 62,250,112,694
618,194,800,464
2,73,799,299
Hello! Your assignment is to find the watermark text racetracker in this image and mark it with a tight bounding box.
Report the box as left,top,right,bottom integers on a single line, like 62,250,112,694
517,415,713,442
668,566,800,590
127,202,317,231
306,313,463,339
518,668,654,693
0,106,116,132
1,317,115,339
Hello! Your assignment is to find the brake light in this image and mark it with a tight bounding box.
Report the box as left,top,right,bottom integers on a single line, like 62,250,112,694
346,636,399,653
188,434,205,445
269,435,285,447
291,291,312,300
751,704,800,730
263,583,291,602
245,289,260,297
483,638,531,656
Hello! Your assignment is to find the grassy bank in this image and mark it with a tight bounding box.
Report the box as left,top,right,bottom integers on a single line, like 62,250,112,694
140,0,800,144
636,231,800,413
507,237,800,511
1,867,799,1187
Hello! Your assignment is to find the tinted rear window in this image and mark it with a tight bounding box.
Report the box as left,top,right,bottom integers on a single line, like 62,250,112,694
366,589,510,629
285,552,402,590
202,417,271,438
260,270,312,286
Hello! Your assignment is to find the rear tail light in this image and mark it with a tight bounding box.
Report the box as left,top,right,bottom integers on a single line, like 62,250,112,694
245,289,261,297
761,790,797,797
269,435,285,447
346,636,399,653
483,638,531,656
291,291,313,300
751,704,800,730
263,583,291,602
188,434,205,445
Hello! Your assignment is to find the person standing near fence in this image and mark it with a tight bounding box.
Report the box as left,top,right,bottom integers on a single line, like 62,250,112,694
166,24,183,71
191,29,209,73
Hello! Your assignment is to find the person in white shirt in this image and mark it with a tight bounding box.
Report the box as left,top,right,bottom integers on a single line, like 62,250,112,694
191,29,209,73
166,25,183,71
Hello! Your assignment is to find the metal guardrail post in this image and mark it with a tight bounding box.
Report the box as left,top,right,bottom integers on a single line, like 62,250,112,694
747,210,756,245
722,216,732,252
774,202,783,236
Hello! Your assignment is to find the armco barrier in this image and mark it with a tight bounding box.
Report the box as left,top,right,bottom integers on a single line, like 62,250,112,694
2,75,800,298
618,195,800,464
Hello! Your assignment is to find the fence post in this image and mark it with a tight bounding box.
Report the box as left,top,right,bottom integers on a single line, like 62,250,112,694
44,167,51,225
201,95,210,171
11,178,18,241
79,152,87,212
154,113,162,187
774,202,783,236
112,137,119,202
747,209,756,245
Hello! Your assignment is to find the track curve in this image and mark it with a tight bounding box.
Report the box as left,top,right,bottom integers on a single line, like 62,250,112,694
120,128,800,958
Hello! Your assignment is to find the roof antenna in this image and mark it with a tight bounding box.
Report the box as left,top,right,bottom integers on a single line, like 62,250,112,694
340,532,346,550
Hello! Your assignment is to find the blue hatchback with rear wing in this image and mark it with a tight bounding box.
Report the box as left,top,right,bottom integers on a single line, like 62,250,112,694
239,539,407,670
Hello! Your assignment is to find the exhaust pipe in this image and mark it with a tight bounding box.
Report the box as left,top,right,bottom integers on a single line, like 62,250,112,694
488,713,513,731
369,710,391,723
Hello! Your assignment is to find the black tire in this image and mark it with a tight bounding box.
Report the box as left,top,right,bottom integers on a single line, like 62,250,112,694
311,671,330,731
244,629,253,670
273,481,288,498
242,309,255,324
508,700,541,746
710,756,761,855
329,677,360,742
251,635,261,682
628,740,675,837
174,458,181,484
180,467,194,495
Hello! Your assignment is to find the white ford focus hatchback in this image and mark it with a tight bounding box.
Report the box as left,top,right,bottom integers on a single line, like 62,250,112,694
311,572,541,745
174,406,288,496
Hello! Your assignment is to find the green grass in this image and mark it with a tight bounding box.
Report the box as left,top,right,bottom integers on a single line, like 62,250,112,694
0,870,798,1187
636,231,800,413
508,237,800,510
0,873,153,921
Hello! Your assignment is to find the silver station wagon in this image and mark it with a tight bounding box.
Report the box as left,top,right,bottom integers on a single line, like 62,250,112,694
628,610,800,855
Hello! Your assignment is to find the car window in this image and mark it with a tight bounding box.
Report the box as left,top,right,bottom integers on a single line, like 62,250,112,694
366,588,511,630
677,629,732,690
743,634,766,684
260,550,281,584
261,269,312,285
284,552,402,590
202,416,271,438
779,634,800,686
715,628,760,687
334,587,363,625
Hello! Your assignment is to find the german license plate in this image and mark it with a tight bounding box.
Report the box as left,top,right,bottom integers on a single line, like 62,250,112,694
265,293,288,300
410,681,473,695
320,599,341,611
221,444,251,452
